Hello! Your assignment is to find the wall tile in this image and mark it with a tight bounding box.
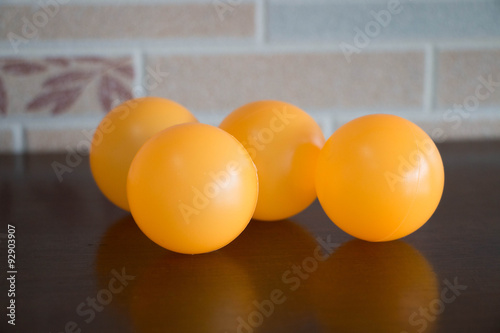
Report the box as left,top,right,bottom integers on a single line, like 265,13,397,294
0,4,254,41
268,1,500,42
437,50,500,109
1,1,499,153
0,56,134,117
147,51,424,112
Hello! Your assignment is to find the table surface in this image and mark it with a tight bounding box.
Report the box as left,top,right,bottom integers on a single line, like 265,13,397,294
1,140,499,333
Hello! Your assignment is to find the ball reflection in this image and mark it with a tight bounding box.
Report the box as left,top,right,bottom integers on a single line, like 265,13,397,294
311,239,438,333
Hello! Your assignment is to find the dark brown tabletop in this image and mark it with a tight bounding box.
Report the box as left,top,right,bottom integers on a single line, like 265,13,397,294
1,140,499,333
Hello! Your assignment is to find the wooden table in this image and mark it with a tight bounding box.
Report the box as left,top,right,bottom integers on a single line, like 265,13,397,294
1,140,499,333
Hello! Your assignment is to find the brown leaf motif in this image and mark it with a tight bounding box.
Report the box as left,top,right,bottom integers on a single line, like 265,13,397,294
43,71,94,88
2,61,47,75
74,57,114,65
27,87,83,115
99,74,132,112
0,77,6,115
112,63,134,79
44,57,71,67
0,56,134,116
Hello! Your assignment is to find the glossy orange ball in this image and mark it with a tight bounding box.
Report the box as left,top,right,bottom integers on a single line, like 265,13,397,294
90,97,197,211
127,123,259,254
220,100,325,221
315,114,444,242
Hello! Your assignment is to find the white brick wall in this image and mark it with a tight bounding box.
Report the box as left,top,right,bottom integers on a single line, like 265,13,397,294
0,0,499,152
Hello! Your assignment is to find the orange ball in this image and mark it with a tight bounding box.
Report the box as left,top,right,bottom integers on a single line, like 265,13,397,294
90,97,197,211
220,100,325,221
315,114,444,241
127,123,259,254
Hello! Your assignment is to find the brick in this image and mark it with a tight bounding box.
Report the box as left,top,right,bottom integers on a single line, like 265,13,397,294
437,50,500,109
0,4,254,41
0,56,134,117
268,1,500,42
147,51,424,112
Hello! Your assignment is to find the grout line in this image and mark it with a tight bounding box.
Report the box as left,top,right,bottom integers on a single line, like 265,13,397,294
268,0,489,3
8,108,500,124
320,112,333,138
11,123,24,154
0,0,249,5
0,122,24,154
0,0,486,4
132,49,146,97
1,39,500,57
0,45,140,57
331,111,338,135
6,115,103,127
4,109,500,153
255,0,266,45
195,112,226,126
423,43,436,113
326,114,334,138
334,108,500,124
331,111,338,134
0,41,410,56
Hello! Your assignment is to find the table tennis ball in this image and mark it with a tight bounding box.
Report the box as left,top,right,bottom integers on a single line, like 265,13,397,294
90,97,197,211
219,100,325,221
315,114,444,242
127,123,259,254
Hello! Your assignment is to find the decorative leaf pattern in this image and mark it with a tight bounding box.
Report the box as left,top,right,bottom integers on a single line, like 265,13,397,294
44,58,70,67
99,74,133,111
2,61,46,75
27,87,83,114
113,63,134,79
74,57,115,65
43,71,94,88
0,56,134,116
